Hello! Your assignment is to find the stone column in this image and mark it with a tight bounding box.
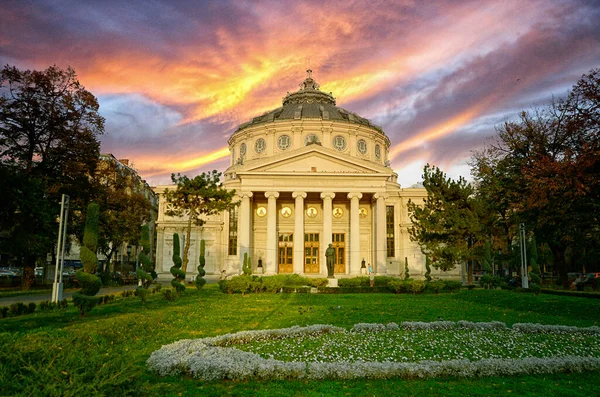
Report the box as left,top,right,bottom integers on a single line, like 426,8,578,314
373,193,388,274
265,191,279,274
238,192,253,273
292,191,306,274
347,192,363,275
320,192,335,276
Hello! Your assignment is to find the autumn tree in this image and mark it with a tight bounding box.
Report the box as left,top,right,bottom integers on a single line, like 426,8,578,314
89,155,154,277
0,65,104,273
165,171,237,273
407,164,483,283
472,69,600,282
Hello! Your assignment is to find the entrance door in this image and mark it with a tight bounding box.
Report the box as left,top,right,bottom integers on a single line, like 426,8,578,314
278,233,293,273
332,233,345,274
304,233,320,273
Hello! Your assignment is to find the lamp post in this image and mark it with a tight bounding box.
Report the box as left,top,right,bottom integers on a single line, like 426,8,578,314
519,223,529,289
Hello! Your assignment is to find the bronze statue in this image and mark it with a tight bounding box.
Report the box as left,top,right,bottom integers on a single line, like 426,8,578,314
325,243,336,278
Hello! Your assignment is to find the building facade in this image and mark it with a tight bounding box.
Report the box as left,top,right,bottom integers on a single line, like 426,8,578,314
154,71,459,280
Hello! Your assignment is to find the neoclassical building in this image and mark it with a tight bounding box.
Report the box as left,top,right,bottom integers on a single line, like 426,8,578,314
154,71,459,280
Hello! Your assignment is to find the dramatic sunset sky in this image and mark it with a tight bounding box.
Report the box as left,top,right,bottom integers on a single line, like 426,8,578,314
1,0,599,187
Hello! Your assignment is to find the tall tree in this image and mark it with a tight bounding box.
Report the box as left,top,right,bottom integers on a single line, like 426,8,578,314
0,65,104,272
407,164,482,282
89,156,154,275
165,171,237,273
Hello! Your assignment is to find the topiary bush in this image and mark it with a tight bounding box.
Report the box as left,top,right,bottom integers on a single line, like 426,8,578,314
73,270,101,316
195,239,207,289
404,257,411,280
170,233,186,293
425,256,432,282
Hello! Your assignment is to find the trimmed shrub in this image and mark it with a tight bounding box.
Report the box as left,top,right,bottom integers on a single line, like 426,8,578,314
374,276,394,286
135,286,150,303
196,239,207,289
163,289,175,301
0,306,8,318
426,280,446,294
72,293,98,316
408,279,425,294
9,302,25,316
444,280,462,292
308,278,328,288
170,233,186,294
388,279,408,293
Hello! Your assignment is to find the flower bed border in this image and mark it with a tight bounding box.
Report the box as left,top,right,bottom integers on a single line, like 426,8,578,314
147,321,600,381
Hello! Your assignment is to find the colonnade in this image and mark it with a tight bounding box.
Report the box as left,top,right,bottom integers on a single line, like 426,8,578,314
236,190,390,275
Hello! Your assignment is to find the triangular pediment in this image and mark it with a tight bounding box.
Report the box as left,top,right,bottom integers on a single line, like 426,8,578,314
242,146,389,174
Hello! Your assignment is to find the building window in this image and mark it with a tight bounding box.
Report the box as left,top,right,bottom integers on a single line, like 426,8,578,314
277,134,291,150
228,206,238,255
375,144,381,159
333,135,347,151
240,142,247,156
255,138,266,153
357,139,367,154
386,205,395,257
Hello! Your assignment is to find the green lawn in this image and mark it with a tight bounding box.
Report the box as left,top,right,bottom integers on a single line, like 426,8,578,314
1,286,599,396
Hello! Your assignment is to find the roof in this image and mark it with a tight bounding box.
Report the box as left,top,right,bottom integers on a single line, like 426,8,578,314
235,70,384,134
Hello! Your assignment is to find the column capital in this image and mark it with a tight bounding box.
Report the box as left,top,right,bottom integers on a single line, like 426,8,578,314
320,192,336,200
347,192,363,200
264,191,280,199
239,191,253,199
372,193,389,201
292,191,307,199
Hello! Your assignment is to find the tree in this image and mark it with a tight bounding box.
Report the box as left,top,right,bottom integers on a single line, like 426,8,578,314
0,65,104,273
135,224,154,303
165,171,237,273
170,233,185,293
471,69,600,282
89,155,154,276
407,164,483,283
73,202,101,315
80,202,99,273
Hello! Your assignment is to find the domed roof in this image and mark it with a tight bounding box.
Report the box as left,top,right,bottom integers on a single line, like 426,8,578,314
236,70,383,133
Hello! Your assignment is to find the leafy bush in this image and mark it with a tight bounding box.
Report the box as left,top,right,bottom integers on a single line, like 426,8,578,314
75,270,101,296
26,302,36,314
72,293,98,316
426,280,446,294
308,278,328,288
444,280,462,292
226,275,254,294
162,289,175,301
0,306,8,318
9,302,25,316
388,279,409,293
529,284,541,295
153,284,162,293
408,279,425,294
135,286,150,303
339,278,364,287
374,276,394,286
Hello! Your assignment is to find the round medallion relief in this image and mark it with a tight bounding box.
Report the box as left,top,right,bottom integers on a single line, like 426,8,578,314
333,207,344,218
277,135,291,150
357,139,367,155
359,207,368,218
281,206,292,218
256,206,266,217
306,207,318,218
333,135,347,151
255,138,266,154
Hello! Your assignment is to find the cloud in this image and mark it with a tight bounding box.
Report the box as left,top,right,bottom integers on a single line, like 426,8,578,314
1,0,599,187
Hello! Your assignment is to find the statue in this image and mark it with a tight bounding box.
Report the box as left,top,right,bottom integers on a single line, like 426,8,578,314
325,243,336,278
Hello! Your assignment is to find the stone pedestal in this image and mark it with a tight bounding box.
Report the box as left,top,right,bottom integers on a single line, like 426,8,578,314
327,278,338,288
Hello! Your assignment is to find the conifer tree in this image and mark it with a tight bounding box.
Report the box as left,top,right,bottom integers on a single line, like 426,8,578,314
170,233,185,293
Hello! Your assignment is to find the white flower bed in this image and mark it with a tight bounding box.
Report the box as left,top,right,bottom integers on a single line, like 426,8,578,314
147,321,600,381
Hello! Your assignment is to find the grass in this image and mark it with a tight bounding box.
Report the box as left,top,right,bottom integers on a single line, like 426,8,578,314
1,286,599,396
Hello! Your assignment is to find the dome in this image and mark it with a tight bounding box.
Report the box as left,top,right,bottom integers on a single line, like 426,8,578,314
235,69,383,134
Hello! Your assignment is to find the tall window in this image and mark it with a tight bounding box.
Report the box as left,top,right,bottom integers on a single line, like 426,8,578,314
386,205,395,257
228,206,238,255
